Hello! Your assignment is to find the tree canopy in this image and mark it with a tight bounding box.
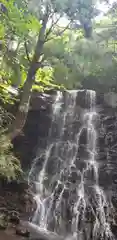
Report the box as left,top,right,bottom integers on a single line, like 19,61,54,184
0,0,117,95
0,0,117,178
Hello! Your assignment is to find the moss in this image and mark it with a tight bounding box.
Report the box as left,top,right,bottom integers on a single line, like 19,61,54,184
0,213,8,230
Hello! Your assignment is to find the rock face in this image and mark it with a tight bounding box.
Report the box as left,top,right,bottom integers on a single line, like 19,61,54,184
0,179,36,239
12,90,104,170
11,90,117,238
104,92,117,108
13,90,116,171
13,91,55,170
0,180,35,221
13,91,117,187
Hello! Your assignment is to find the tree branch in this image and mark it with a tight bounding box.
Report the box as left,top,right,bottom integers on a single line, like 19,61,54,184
45,20,72,43
56,20,73,36
32,5,49,63
34,61,47,70
24,41,31,63
45,14,62,40
8,6,50,140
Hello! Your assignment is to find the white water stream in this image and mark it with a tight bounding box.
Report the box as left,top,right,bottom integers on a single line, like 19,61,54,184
28,90,114,240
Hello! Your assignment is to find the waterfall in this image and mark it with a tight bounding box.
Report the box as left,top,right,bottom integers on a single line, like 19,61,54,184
28,90,114,240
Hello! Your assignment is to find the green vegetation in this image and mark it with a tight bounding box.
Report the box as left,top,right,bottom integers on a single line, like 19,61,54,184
0,133,22,180
0,0,117,178
0,106,22,180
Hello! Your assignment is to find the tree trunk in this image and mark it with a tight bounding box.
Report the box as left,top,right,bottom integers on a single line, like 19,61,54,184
9,9,49,140
9,64,36,139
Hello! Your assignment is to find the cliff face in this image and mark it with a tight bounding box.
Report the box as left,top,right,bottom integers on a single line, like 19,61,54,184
13,91,55,170
97,104,117,235
12,90,117,237
13,90,117,169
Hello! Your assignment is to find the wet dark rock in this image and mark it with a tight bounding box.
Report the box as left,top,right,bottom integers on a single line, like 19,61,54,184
75,158,86,171
9,211,20,225
62,188,69,198
0,179,35,222
111,224,117,236
98,167,113,189
96,92,104,106
16,225,30,237
78,129,87,145
5,90,117,238
13,92,53,171
77,144,90,159
30,91,53,111
54,182,63,198
76,90,88,108
69,170,80,183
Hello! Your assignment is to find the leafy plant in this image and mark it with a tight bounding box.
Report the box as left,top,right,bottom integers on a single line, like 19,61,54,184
0,0,117,142
0,133,22,180
0,106,22,181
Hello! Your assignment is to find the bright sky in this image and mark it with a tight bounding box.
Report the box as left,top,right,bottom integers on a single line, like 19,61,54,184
96,0,115,19
58,0,115,26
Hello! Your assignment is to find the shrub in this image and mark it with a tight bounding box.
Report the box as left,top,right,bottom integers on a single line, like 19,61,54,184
0,133,22,180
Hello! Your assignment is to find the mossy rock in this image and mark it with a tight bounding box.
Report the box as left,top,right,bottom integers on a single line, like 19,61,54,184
9,210,20,225
0,213,8,230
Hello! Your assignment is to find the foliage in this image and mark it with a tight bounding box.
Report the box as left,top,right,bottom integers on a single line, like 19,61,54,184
0,0,41,87
0,0,116,177
81,6,117,92
0,0,117,139
0,106,22,180
0,0,116,94
0,132,22,180
0,0,102,94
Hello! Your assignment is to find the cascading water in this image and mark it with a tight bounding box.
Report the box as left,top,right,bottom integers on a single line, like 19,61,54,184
28,90,114,240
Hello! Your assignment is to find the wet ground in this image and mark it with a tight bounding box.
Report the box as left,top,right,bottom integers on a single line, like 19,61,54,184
0,226,25,240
